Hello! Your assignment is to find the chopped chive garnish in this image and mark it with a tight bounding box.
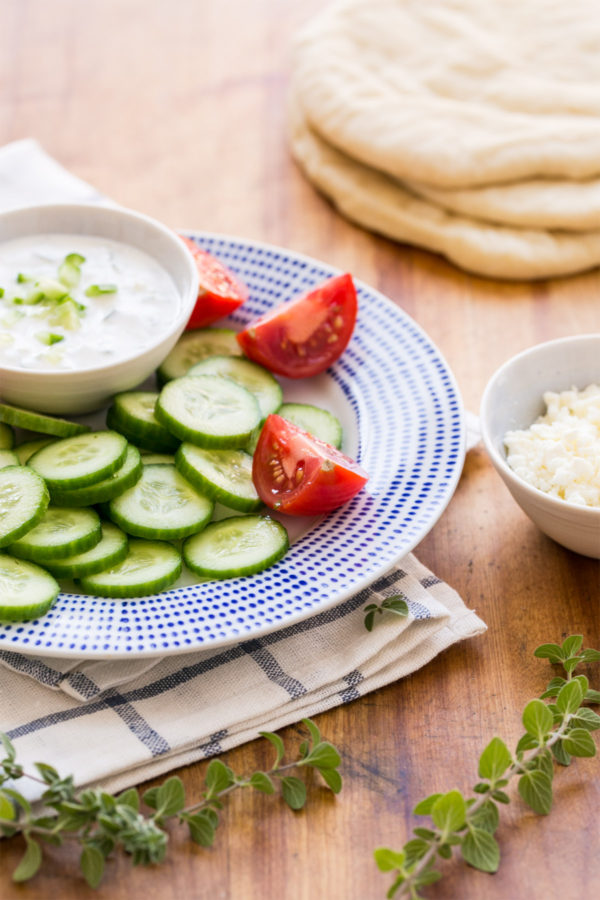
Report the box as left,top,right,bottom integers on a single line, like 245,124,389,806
17,273,32,284
0,288,4,298
58,253,85,289
85,283,117,296
36,331,65,346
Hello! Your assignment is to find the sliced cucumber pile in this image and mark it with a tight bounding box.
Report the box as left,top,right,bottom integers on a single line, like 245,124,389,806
157,327,242,384
0,326,346,618
188,356,283,421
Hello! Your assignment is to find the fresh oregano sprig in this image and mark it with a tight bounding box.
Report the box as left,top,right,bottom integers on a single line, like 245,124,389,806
374,635,600,898
364,594,409,631
0,718,342,888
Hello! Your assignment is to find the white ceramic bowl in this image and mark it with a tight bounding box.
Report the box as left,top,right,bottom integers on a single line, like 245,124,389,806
0,203,198,414
480,334,600,559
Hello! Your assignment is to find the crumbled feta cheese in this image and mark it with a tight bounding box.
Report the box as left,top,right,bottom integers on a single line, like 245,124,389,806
504,384,600,507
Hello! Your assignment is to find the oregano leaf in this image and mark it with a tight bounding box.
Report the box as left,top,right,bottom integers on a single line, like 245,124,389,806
249,772,275,794
585,689,600,704
478,737,512,781
522,699,553,741
205,760,234,797
0,790,15,821
281,776,306,810
80,845,104,889
0,733,16,762
415,869,442,886
304,741,341,770
518,770,553,815
561,635,583,657
364,611,376,632
402,838,429,867
319,767,343,794
187,812,216,847
374,847,405,872
469,799,499,834
571,707,600,732
142,786,159,809
431,790,466,835
301,718,321,747
413,793,442,815
562,728,597,758
534,643,564,662
259,731,285,768
437,843,452,859
580,649,600,663
155,776,185,817
551,740,572,767
12,835,42,882
556,680,584,715
117,788,140,811
461,828,500,873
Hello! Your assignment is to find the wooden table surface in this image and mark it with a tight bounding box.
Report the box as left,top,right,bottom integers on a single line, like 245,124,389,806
1,1,599,898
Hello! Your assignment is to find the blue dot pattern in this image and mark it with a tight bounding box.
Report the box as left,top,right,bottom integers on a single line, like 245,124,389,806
0,235,464,659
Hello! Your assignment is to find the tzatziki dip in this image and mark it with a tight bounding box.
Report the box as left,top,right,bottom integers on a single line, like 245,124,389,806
0,234,180,370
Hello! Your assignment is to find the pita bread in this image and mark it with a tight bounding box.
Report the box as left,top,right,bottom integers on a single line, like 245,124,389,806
294,0,600,188
289,98,600,280
407,178,600,232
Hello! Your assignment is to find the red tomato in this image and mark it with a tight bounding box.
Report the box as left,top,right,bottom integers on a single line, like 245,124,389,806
253,414,368,516
236,273,357,378
180,235,248,330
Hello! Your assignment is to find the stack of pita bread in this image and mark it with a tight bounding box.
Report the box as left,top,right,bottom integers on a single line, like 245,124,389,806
289,0,600,279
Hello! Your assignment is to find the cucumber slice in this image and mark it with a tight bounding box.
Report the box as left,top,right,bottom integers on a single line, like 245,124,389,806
156,374,260,448
0,423,15,449
47,445,143,507
9,507,102,562
183,515,289,579
0,450,20,469
107,392,179,453
28,431,128,490
79,539,182,598
141,453,175,465
15,438,56,464
176,443,261,512
0,466,49,548
188,356,283,421
0,554,59,621
0,402,90,437
108,464,214,540
158,328,242,384
278,403,343,449
45,521,128,578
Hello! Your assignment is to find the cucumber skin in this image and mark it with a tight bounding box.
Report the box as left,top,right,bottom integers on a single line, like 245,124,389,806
8,511,102,563
155,377,260,450
49,446,143,507
0,467,50,549
0,553,59,621
0,403,90,438
27,432,129,490
79,541,182,598
183,516,289,580
45,525,129,579
0,423,15,450
175,446,262,513
107,466,215,541
106,405,180,454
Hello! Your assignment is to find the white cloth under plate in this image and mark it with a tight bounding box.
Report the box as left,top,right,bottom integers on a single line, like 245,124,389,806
0,140,485,799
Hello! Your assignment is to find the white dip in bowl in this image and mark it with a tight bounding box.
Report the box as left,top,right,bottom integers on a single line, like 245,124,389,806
0,204,198,414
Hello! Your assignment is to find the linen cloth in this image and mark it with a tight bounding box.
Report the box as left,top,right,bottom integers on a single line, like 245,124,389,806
290,0,600,279
0,140,485,800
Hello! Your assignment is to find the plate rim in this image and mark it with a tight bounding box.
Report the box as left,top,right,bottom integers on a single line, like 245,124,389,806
0,231,465,660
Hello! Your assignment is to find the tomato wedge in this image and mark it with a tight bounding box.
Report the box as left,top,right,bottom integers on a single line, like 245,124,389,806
180,235,248,330
236,273,357,378
253,414,368,516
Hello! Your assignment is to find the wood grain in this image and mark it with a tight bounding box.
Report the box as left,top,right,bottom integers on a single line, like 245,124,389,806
1,1,599,898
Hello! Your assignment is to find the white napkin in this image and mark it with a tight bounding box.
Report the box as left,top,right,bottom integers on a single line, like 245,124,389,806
0,140,486,799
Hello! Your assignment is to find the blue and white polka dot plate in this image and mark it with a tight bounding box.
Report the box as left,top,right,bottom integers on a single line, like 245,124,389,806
0,235,464,659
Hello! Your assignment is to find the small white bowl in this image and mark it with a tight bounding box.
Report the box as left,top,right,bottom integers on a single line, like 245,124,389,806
480,334,600,559
0,203,198,414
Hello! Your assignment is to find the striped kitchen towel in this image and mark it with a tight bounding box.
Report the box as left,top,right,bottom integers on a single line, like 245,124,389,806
0,140,485,800
0,554,485,802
